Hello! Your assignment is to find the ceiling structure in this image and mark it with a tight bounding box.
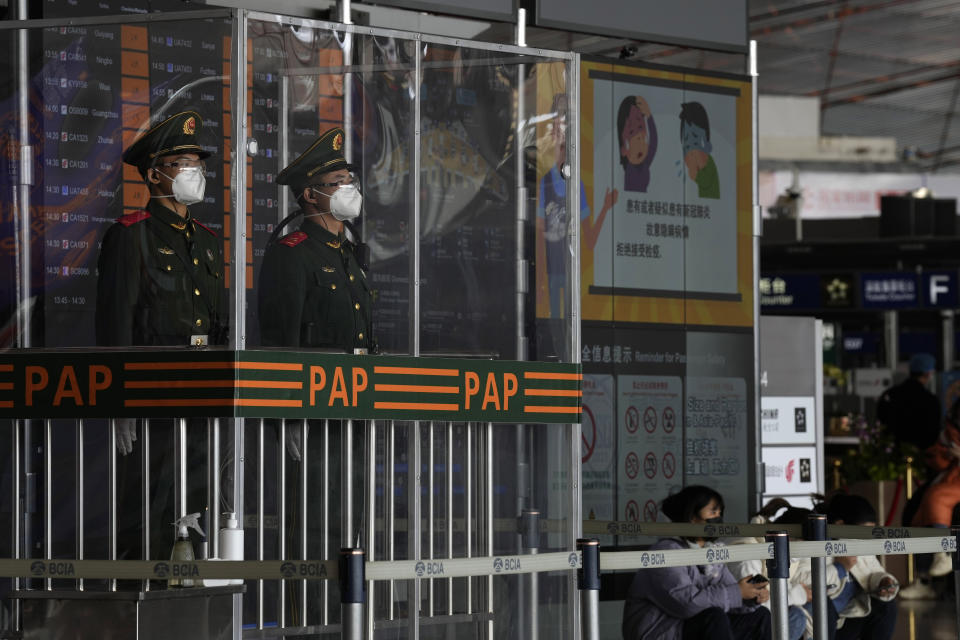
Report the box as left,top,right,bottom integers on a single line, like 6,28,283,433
478,0,960,173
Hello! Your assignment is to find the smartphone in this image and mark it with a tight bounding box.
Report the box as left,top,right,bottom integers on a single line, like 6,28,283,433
747,574,769,585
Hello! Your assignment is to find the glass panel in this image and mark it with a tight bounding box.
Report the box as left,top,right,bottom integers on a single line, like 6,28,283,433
417,48,574,361
0,16,233,349
247,19,415,355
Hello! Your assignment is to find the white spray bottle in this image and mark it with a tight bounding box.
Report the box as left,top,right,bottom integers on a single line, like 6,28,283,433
169,512,205,588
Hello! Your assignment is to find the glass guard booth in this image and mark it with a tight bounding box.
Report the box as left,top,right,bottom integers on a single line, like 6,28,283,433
0,8,581,640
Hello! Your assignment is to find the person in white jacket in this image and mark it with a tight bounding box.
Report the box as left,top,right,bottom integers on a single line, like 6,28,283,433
724,503,844,640
823,494,899,640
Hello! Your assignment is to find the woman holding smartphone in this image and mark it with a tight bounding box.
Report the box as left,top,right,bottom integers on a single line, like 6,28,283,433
621,486,771,640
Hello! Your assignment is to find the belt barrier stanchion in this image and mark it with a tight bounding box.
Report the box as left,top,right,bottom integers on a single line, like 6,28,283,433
520,509,540,640
952,526,960,640
340,548,365,640
804,514,829,640
577,539,600,640
765,531,791,640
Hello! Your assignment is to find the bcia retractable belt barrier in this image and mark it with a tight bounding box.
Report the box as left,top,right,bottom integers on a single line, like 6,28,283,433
6,522,960,640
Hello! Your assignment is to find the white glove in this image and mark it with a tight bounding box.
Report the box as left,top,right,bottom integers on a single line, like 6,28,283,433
114,418,137,456
285,421,309,462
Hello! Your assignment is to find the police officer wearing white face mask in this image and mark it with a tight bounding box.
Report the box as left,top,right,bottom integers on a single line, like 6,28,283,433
96,110,226,350
259,128,376,354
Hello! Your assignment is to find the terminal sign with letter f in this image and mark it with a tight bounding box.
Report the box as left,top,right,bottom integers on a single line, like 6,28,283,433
925,272,957,308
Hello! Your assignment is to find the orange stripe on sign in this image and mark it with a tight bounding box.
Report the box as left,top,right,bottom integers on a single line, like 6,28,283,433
0,383,14,390
523,406,583,414
236,399,303,408
0,364,14,372
0,400,12,408
524,388,582,397
125,380,303,390
374,402,460,411
236,361,303,371
124,361,302,371
374,384,459,394
523,372,582,381
374,366,459,377
125,399,234,408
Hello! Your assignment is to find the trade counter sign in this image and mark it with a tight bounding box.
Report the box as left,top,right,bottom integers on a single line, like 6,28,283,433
0,350,581,423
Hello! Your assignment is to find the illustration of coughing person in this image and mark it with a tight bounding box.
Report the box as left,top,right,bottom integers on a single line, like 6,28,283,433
680,101,720,200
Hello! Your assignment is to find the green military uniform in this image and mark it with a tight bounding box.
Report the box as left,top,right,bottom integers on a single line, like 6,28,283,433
96,199,225,346
258,128,374,352
96,110,225,346
259,219,373,350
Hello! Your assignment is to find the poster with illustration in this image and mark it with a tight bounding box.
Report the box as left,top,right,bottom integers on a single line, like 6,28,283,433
578,60,753,327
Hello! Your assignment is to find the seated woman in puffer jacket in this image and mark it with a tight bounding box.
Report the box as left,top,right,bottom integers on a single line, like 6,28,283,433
621,486,772,640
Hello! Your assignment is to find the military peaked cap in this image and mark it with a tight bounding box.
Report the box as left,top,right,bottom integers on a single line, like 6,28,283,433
122,110,211,169
277,128,350,191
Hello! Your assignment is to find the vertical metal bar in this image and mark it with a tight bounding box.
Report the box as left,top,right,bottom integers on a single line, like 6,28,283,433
15,0,32,350
175,418,187,519
44,419,51,591
324,420,332,626
300,420,308,626
749,39,764,517
408,421,422,640
522,510,540,640
766,532,791,640
365,420,376,637
387,420,395,619
568,56,581,363
279,419,287,628
515,54,528,361
806,515,829,640
211,419,221,559
486,422,494,639
142,419,151,589
230,8,249,350
428,421,434,617
409,35,422,357
76,420,84,591
466,423,473,615
343,419,354,547
12,420,22,630
340,548,364,640
578,540,600,640
232,417,245,640
950,526,960,640
567,56,584,640
446,421,454,614
108,419,117,592
257,419,265,629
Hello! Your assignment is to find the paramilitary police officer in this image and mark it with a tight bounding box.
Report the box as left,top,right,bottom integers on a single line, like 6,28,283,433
96,110,226,349
258,127,375,353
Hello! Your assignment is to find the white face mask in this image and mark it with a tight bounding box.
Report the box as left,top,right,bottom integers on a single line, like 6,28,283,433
313,184,362,221
154,167,206,206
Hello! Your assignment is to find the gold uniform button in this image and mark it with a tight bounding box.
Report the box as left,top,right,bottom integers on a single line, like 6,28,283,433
354,303,360,310
194,288,200,296
196,319,202,327
349,274,355,281
166,265,172,271
331,284,337,290
358,333,364,340
185,232,192,239
193,258,199,265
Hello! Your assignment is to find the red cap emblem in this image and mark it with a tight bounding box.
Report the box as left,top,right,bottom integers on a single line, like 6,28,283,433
332,132,343,151
184,116,196,135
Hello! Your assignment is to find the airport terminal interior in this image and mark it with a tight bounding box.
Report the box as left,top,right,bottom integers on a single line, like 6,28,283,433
1,0,960,638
